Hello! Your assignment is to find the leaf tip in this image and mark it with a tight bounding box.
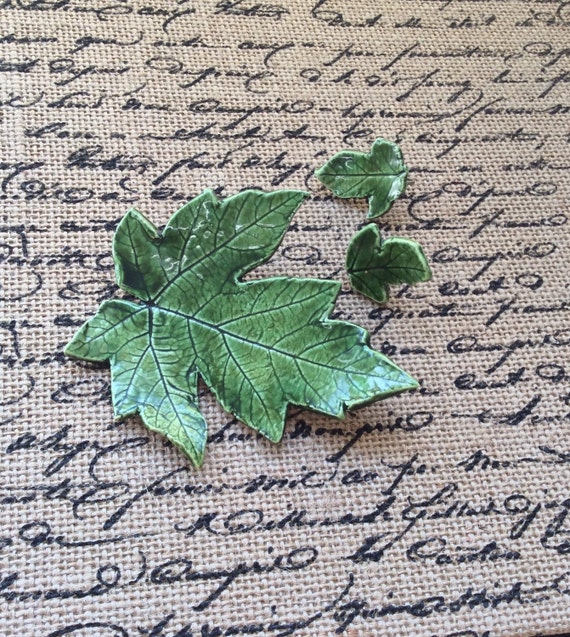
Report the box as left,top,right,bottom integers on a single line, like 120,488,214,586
196,187,220,206
285,189,311,204
62,340,77,359
62,324,93,361
63,336,88,360
401,371,420,391
189,447,206,469
122,206,155,229
314,161,335,188
421,264,433,283
259,422,285,443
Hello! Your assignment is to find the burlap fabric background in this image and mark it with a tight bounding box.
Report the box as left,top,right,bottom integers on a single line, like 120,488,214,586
1,1,569,635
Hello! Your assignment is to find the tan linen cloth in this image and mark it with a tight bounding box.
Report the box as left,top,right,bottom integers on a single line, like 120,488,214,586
1,1,569,635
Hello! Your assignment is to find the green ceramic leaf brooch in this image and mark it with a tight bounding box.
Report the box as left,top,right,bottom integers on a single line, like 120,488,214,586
346,225,431,304
316,138,432,305
65,189,418,467
315,138,408,219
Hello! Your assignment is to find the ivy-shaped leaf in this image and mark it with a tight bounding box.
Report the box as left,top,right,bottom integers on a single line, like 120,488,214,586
346,224,432,304
315,138,408,218
65,190,418,467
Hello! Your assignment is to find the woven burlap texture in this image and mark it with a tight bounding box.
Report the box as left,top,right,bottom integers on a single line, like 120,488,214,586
1,1,569,636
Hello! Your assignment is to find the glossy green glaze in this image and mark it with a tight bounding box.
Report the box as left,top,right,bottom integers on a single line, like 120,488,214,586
315,138,408,218
347,224,432,304
65,189,418,467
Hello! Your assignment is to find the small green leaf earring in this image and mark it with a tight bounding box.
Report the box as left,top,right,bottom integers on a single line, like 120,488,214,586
314,138,408,219
346,224,432,304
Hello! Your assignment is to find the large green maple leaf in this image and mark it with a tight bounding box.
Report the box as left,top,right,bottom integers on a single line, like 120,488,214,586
65,189,417,467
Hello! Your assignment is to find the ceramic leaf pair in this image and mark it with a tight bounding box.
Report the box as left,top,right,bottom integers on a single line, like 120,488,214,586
316,138,431,304
65,139,431,467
